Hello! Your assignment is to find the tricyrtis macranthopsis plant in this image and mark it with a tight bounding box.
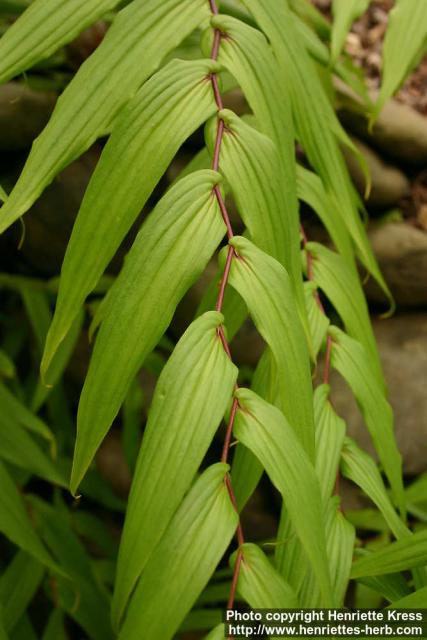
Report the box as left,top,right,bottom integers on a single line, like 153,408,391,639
0,0,427,638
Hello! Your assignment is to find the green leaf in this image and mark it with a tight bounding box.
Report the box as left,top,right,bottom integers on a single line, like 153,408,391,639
351,529,427,578
241,0,390,300
325,498,355,606
42,610,67,640
331,0,370,63
307,241,383,382
0,383,52,442
0,0,210,233
0,412,66,487
314,384,346,504
0,0,122,85
227,236,314,457
231,543,299,607
0,350,15,378
234,388,333,606
305,283,329,359
42,57,218,374
112,312,237,626
0,552,43,633
213,14,303,310
341,438,408,540
357,572,411,603
0,462,57,572
118,464,238,639
375,0,427,116
31,498,113,640
329,326,404,515
389,586,427,608
70,170,226,493
203,624,225,640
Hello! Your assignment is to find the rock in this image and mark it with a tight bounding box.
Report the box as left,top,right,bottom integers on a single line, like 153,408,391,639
0,82,56,151
329,313,427,475
342,136,410,209
365,222,427,308
339,98,427,165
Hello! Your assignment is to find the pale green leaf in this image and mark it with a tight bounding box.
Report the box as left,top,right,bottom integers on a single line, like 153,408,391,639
0,0,122,84
329,325,404,515
113,312,237,626
351,529,427,578
231,543,299,607
0,462,57,572
0,383,52,441
43,58,218,374
389,586,427,608
376,0,427,116
357,571,411,603
70,170,225,493
325,498,355,605
0,0,210,232
331,0,370,63
0,552,43,633
305,282,329,358
234,388,333,606
118,464,238,640
203,624,225,640
314,384,346,504
341,437,408,540
308,241,383,382
227,236,314,457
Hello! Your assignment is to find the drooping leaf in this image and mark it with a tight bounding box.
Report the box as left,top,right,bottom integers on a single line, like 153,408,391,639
351,529,427,578
0,462,57,571
43,58,218,373
231,543,299,607
324,498,355,606
0,0,122,85
0,383,52,441
112,312,237,626
227,236,314,457
375,0,427,116
234,388,333,605
331,0,370,63
118,464,238,639
329,326,404,515
307,241,383,382
0,0,210,232
70,170,226,493
30,498,113,640
241,0,390,300
314,384,346,504
304,282,330,359
0,552,43,633
341,437,408,540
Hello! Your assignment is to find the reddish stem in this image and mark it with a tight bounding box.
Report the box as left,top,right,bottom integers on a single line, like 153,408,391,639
216,244,234,312
221,397,239,463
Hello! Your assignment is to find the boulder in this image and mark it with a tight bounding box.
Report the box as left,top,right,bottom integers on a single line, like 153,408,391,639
329,313,427,475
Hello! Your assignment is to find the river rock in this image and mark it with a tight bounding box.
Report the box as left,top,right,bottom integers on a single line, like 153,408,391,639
365,222,427,308
329,313,427,475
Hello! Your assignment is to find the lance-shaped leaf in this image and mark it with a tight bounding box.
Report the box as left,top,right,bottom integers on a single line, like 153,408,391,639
375,0,427,117
203,625,225,640
42,610,67,640
113,312,237,626
230,543,298,607
0,0,122,85
227,236,314,457
341,438,408,540
296,166,354,268
331,0,370,63
207,109,290,268
389,586,427,608
213,14,303,310
314,384,346,504
118,464,238,640
0,383,52,441
70,170,225,493
358,572,411,604
234,388,333,605
305,283,329,359
307,241,383,383
241,0,389,300
329,326,404,515
42,58,218,373
0,0,210,233
0,462,57,571
0,413,66,487
351,529,427,578
325,498,355,606
0,552,43,633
